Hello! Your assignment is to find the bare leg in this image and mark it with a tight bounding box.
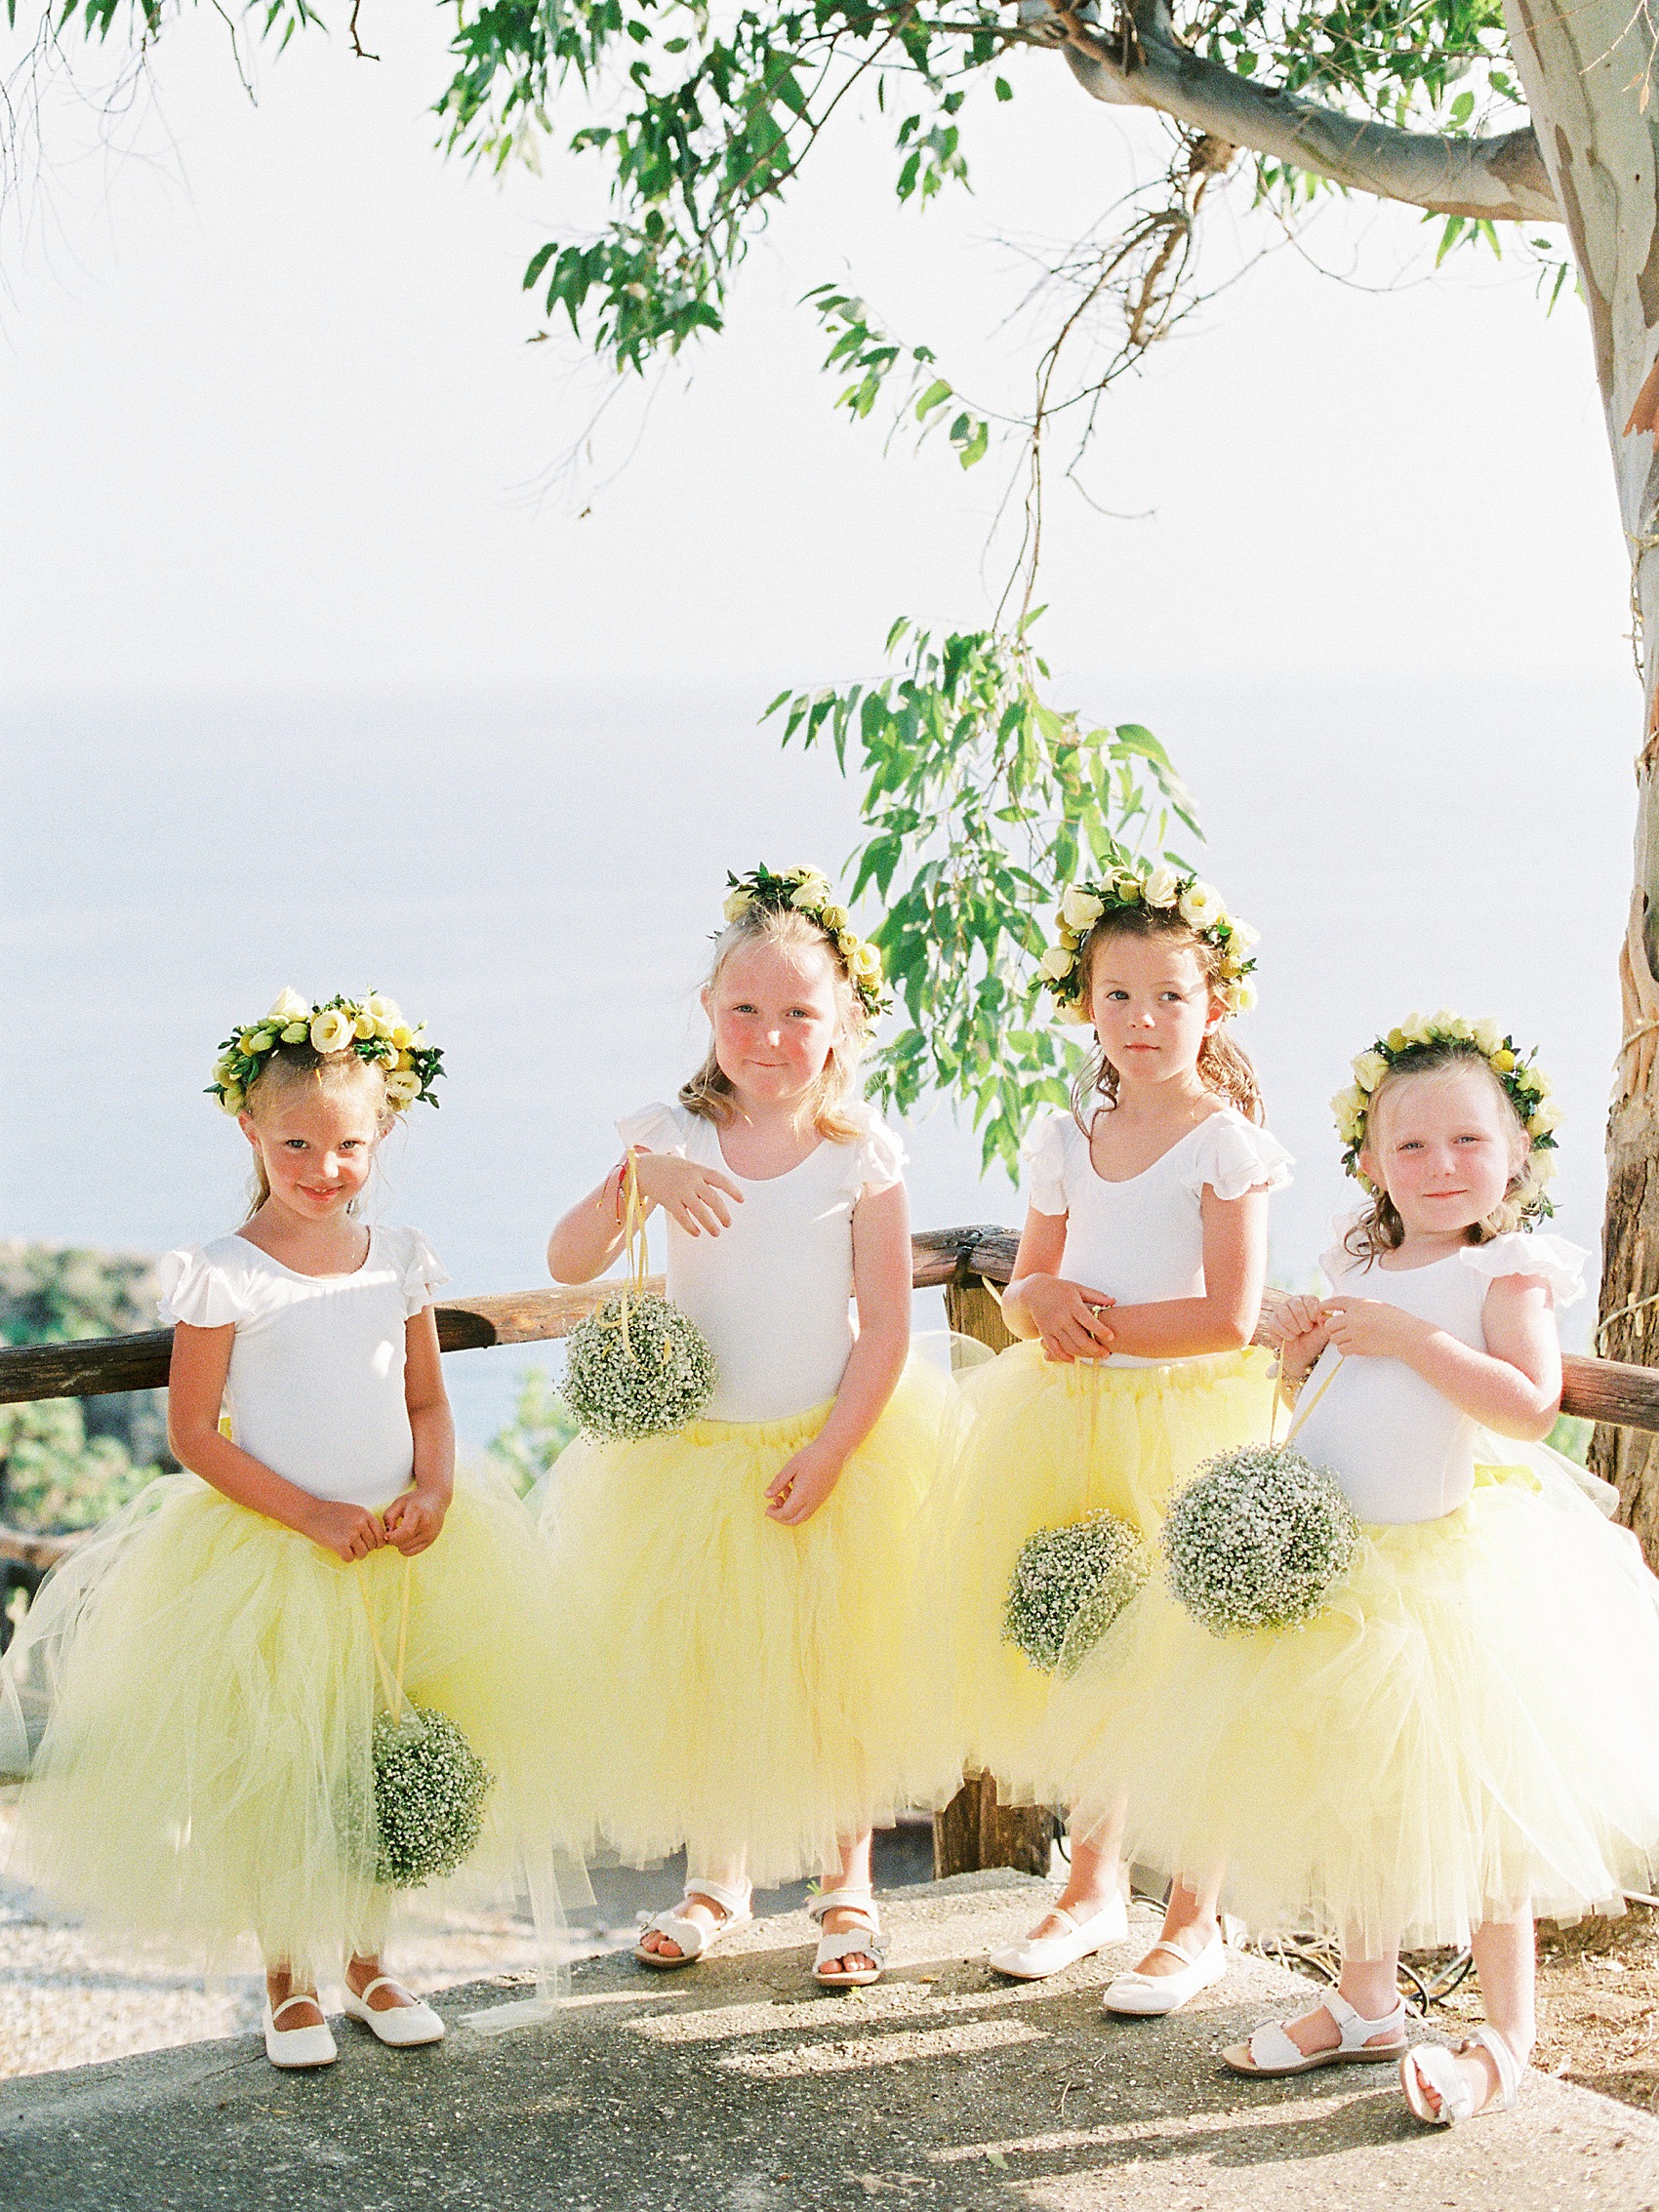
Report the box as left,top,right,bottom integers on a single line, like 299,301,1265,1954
1282,1946,1402,2058
638,1849,749,1961
818,1830,879,1975
264,1959,324,2031
1024,1807,1124,1942
1124,1871,1227,1979
1412,1913,1535,2116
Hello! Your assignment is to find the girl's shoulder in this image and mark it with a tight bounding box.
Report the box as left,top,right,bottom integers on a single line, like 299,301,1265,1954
1179,1105,1293,1201
831,1099,908,1197
617,1101,699,1156
1460,1230,1588,1307
156,1233,273,1329
375,1225,451,1316
1021,1108,1083,1216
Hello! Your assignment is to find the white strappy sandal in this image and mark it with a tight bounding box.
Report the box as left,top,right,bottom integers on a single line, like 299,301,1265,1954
634,1875,754,1969
1223,1991,1407,2076
1399,2026,1524,2124
810,1888,888,1988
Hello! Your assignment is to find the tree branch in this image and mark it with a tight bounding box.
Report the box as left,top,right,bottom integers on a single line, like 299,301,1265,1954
1027,0,1559,224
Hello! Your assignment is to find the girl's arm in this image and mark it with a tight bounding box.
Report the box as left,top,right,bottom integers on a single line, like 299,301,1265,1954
763,1179,912,1526
546,1150,746,1282
167,1323,386,1562
1090,1185,1272,1359
383,1307,456,1556
1000,1208,1117,1362
1321,1274,1561,1440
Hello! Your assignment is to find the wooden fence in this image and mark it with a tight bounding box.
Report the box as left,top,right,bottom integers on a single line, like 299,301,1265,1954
5,1223,1658,1874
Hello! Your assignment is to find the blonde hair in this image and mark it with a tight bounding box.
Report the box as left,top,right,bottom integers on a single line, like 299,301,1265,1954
1343,1040,1546,1262
681,903,870,1141
1071,904,1263,1128
241,1046,390,1217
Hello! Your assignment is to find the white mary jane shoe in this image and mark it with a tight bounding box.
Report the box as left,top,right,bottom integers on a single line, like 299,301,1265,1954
1102,1929,1228,2017
989,1891,1128,1981
263,1995,338,2070
342,1977,445,2048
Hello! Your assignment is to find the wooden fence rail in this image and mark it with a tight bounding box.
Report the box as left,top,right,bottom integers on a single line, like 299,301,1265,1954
2,1222,1654,1878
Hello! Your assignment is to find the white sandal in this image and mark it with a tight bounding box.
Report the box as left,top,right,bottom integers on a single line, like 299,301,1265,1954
634,1875,753,1970
989,1891,1128,1981
263,1994,338,2070
1399,2026,1524,2124
342,1976,445,2047
809,1888,888,1988
1223,1991,1407,2077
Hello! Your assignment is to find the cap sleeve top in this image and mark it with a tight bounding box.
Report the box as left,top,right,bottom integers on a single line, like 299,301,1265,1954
158,1225,447,1511
1021,1107,1291,1365
618,1098,908,1423
1293,1226,1591,1525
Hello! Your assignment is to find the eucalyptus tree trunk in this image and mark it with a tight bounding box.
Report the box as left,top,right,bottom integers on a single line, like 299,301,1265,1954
1502,0,1659,1552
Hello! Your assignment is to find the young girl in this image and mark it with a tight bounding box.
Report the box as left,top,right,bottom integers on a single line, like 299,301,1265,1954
936,865,1288,2006
1053,1017,1659,2123
1,991,579,2069
541,866,939,1987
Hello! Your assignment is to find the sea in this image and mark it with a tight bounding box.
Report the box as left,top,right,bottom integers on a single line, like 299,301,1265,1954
0,674,1635,1448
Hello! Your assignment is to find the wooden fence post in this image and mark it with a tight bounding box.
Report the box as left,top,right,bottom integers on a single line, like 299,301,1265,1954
933,1265,1057,1882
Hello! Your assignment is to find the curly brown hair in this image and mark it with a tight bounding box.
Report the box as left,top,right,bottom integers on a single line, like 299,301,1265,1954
1343,1039,1545,1263
1070,904,1263,1130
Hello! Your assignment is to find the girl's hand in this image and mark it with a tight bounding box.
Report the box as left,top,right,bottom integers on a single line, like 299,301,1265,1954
764,1438,845,1526
306,1500,387,1563
1254,1291,1326,1351
1321,1296,1432,1361
383,1486,448,1557
1277,1319,1333,1390
1018,1275,1117,1364
631,1152,746,1237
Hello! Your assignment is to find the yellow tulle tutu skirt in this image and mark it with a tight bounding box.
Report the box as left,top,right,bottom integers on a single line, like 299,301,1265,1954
536,1364,947,1885
931,1340,1277,1805
2,1471,585,1983
1053,1461,1659,1952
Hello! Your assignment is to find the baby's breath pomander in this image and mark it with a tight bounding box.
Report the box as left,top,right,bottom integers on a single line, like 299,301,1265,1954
1162,1444,1361,1638
1003,1510,1151,1677
563,1292,718,1442
370,1704,494,1889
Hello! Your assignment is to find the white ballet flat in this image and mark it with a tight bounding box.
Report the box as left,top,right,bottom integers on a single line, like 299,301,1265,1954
342,1977,445,2048
263,1995,338,2070
1223,1990,1407,2076
634,1875,754,1969
809,1888,889,1988
1399,2026,1524,2124
988,1891,1128,1981
1102,1930,1229,2017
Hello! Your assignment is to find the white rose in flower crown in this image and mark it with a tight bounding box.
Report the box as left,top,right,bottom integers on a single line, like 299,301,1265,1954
365,994,403,1028
1061,886,1106,933
1431,1009,1470,1041
1224,979,1258,1016
1472,1016,1506,1057
1352,1049,1389,1092
848,941,883,985
266,986,309,1023
1179,880,1225,932
723,889,753,923
1227,918,1261,952
820,904,850,934
384,1069,424,1107
1142,865,1180,909
1399,1011,1435,1047
1527,1100,1562,1137
310,1008,355,1055
1039,944,1074,984
220,1084,244,1115
1331,1084,1365,1142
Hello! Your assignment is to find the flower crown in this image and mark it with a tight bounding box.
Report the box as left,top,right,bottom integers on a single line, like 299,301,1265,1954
209,989,445,1117
1330,1011,1559,1211
1038,861,1259,1022
720,865,889,1018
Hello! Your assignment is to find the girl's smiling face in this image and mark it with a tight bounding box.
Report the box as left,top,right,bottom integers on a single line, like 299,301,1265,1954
239,1076,384,1222
703,938,844,1109
1359,1065,1526,1239
1086,933,1222,1093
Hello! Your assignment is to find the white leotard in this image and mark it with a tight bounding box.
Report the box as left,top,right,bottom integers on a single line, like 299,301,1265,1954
156,1226,448,1510
1292,1227,1588,1525
1022,1106,1293,1368
617,1100,906,1424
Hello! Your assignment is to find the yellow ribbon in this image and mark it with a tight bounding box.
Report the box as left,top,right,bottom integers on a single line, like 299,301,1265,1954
358,1557,415,1724
593,1154,673,1367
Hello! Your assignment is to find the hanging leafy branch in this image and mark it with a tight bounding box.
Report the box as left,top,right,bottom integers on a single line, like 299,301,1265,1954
766,618,1200,1172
